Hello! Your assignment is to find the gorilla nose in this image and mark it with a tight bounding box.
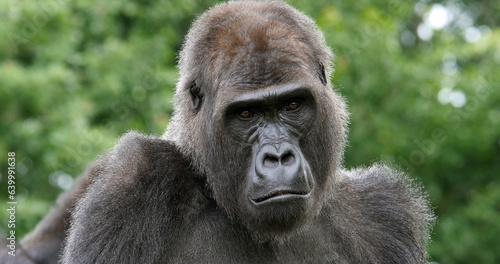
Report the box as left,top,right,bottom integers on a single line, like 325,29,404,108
258,144,299,172
251,143,312,203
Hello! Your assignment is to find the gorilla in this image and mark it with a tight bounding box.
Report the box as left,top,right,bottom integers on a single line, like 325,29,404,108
1,1,434,263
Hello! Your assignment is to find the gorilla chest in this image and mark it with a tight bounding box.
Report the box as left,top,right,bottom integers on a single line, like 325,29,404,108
167,213,344,263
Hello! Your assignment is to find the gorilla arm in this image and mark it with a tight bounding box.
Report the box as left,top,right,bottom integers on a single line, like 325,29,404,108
60,132,207,264
0,150,102,264
330,164,434,263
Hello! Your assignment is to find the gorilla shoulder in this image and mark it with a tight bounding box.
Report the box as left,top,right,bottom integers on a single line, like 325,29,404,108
103,132,172,175
91,131,198,186
334,164,434,262
62,132,208,264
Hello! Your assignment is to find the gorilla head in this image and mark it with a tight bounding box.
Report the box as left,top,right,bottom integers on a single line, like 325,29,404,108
166,1,348,240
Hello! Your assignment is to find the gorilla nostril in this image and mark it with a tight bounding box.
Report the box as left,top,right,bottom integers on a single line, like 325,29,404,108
263,155,279,168
281,152,295,166
262,151,296,168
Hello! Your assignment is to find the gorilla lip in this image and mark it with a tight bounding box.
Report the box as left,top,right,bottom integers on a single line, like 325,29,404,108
251,190,310,204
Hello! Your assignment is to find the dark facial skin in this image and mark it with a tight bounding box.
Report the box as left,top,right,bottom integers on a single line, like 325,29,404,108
224,83,317,232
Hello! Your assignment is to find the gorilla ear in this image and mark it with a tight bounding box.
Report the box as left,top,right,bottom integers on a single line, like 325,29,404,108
317,62,327,86
189,81,203,110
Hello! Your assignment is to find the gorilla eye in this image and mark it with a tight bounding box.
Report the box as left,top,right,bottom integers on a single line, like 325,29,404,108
239,110,254,119
286,101,301,111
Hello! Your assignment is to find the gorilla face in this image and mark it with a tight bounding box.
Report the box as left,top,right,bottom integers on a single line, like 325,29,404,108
167,1,349,240
203,70,345,240
223,83,317,233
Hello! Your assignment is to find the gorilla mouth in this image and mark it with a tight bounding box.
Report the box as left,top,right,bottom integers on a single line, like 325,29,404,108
251,190,310,204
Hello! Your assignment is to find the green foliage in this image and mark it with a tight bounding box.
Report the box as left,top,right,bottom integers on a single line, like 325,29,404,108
0,0,499,263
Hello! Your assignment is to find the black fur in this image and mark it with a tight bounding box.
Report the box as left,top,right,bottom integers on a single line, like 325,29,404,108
63,133,432,263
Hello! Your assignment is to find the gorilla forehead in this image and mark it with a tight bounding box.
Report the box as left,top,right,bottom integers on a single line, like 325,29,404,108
204,1,310,55
207,5,313,86
182,1,328,91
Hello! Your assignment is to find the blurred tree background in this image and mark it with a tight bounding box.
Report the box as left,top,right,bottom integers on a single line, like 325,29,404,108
0,0,499,263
